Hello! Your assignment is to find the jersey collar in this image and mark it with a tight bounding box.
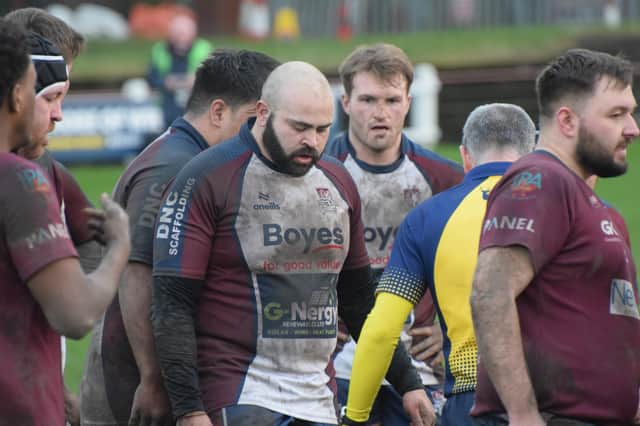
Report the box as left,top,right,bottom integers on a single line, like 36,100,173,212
465,161,512,182
170,117,209,152
343,132,408,174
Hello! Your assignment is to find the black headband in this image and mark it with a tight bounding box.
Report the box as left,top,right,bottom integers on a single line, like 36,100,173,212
29,33,68,96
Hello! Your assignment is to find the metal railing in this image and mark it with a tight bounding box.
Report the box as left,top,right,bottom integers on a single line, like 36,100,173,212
268,0,639,37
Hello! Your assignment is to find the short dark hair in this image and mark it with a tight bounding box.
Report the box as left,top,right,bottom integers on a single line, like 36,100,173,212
5,7,85,63
536,48,633,120
0,18,31,108
339,43,413,96
186,49,280,115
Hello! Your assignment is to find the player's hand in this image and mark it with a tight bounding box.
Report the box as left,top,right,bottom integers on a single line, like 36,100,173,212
86,193,130,249
402,388,436,426
63,387,80,426
335,329,351,353
408,324,443,366
176,412,213,426
129,379,172,426
339,414,366,425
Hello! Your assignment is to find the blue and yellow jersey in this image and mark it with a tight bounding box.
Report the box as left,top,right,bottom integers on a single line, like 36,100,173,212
377,161,511,396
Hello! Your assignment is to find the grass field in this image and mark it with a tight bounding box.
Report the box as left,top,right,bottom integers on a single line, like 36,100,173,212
72,23,640,82
63,143,640,393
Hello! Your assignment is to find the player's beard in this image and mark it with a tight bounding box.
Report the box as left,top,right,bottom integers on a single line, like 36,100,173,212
10,132,33,154
576,125,628,178
16,137,44,160
262,114,320,177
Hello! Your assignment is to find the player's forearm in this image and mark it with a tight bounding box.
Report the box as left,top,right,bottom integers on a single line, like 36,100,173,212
470,255,538,417
346,292,413,421
151,275,204,419
120,262,163,380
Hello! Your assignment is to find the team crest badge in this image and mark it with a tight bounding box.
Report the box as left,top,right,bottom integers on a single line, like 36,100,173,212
403,187,421,205
316,187,337,212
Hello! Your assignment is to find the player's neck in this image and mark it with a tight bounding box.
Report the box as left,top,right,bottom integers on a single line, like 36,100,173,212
0,118,15,153
349,131,401,166
537,136,590,180
186,114,221,147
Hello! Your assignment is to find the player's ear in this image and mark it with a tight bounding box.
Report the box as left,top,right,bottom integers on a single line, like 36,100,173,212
8,82,22,114
208,99,227,128
255,100,270,127
459,144,474,173
340,93,351,114
556,106,578,139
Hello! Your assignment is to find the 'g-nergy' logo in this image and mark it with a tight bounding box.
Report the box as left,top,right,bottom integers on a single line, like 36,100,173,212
263,289,338,325
263,223,344,253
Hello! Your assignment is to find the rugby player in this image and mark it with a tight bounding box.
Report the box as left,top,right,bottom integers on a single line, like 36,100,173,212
151,61,432,426
470,49,640,425
81,50,280,426
0,18,129,426
325,43,463,425
6,10,96,423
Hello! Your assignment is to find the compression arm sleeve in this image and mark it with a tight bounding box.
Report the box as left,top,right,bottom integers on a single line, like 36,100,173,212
338,268,422,408
151,275,204,419
345,292,416,422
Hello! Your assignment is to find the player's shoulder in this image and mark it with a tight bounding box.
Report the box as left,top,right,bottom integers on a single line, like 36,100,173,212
317,152,354,181
317,153,360,201
324,132,350,162
155,122,207,161
506,151,575,187
0,153,53,199
180,132,253,183
51,158,74,180
403,136,463,174
126,121,212,180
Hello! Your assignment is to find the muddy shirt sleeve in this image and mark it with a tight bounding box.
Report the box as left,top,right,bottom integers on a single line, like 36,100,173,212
4,162,77,281
341,173,371,271
54,160,95,245
125,167,178,266
152,161,216,419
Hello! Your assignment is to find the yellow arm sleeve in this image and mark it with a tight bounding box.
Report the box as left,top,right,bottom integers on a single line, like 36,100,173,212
345,292,415,422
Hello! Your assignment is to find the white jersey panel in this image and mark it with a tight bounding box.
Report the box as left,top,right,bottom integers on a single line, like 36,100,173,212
342,155,431,266
335,154,438,385
234,156,351,423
